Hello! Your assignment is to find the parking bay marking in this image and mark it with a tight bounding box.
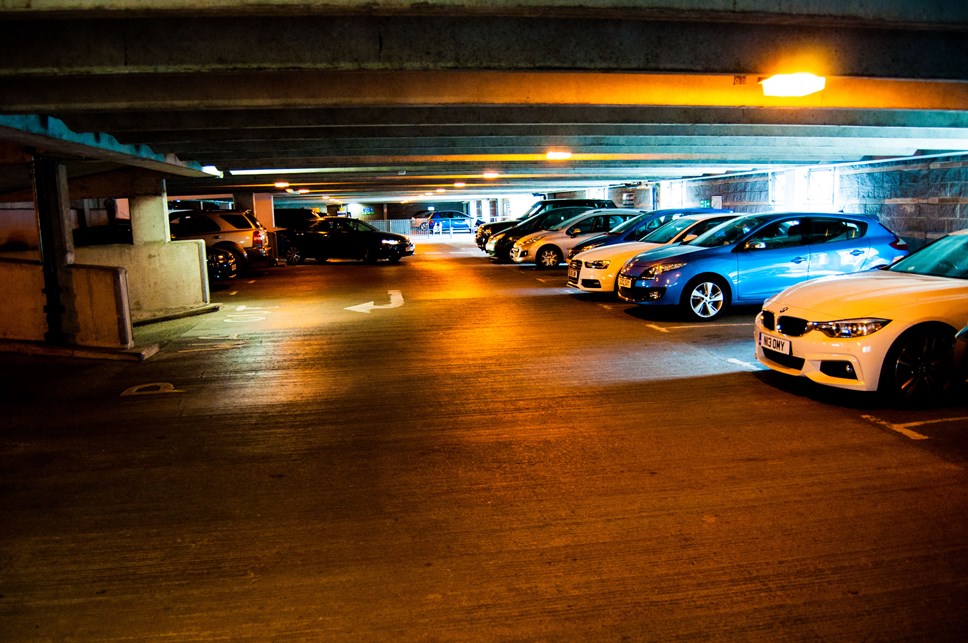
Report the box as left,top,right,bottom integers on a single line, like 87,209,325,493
861,414,968,440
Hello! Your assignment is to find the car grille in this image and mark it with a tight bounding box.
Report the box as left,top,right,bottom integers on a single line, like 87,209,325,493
761,311,810,337
762,348,805,370
776,316,809,337
761,311,775,330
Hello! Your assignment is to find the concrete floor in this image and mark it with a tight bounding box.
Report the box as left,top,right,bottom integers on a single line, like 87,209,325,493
2,237,967,640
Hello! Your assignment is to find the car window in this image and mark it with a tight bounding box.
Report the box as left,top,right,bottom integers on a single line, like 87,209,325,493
691,216,770,248
173,214,220,234
629,213,680,239
744,219,805,250
641,217,701,244
220,214,254,229
809,217,866,243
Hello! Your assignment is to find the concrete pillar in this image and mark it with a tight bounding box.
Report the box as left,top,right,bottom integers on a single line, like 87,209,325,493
32,157,78,344
130,191,170,245
234,192,274,227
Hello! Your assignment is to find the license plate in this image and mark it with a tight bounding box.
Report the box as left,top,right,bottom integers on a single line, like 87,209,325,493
568,267,579,280
618,275,632,289
759,332,790,355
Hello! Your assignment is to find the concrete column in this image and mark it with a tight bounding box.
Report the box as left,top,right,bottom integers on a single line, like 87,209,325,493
234,192,274,227
32,157,77,344
130,191,170,245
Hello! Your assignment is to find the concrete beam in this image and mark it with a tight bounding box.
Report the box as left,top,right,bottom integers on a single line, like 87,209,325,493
0,16,965,80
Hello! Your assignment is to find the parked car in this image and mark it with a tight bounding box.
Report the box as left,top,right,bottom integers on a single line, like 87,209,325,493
617,212,909,321
274,208,325,259
510,209,639,268
275,208,324,231
206,247,239,285
485,206,601,262
569,207,733,258
284,216,414,264
475,198,616,249
568,213,739,293
168,209,271,271
411,210,482,233
755,229,968,406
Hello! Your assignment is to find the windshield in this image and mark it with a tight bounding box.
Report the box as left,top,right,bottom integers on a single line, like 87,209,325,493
641,217,701,244
887,234,968,279
688,215,769,248
607,212,652,236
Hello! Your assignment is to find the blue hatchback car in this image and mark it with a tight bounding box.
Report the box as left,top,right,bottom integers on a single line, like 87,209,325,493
616,212,909,321
568,207,733,258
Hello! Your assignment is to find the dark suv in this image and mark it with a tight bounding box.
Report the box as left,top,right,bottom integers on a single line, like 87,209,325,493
169,209,271,272
475,198,616,249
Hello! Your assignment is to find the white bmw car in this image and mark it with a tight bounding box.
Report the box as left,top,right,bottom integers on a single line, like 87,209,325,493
567,213,738,294
755,229,968,405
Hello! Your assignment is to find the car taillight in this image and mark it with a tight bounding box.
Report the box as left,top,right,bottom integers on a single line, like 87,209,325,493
890,237,908,251
253,229,267,248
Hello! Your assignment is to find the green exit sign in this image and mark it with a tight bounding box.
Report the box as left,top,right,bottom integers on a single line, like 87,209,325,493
700,199,711,208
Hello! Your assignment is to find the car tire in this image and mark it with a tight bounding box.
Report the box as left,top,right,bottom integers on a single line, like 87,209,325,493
681,275,729,321
879,325,956,407
535,245,563,269
285,245,305,265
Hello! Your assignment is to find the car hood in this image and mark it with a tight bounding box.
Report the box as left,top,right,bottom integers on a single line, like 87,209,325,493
623,243,707,270
765,271,968,318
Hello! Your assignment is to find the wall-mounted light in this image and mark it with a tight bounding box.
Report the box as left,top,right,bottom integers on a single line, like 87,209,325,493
760,73,826,97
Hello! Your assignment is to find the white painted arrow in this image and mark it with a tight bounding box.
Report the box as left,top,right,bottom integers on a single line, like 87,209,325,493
345,290,405,314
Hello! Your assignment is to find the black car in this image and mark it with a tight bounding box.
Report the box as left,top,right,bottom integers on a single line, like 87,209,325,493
475,198,616,249
485,205,598,262
284,216,414,264
274,208,325,257
206,247,239,285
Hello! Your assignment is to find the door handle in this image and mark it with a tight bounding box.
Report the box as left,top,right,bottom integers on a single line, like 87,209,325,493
850,249,865,256
792,256,807,264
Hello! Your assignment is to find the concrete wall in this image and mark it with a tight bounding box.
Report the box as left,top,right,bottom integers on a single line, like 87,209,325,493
0,259,134,348
75,240,209,323
672,155,968,249
0,259,47,341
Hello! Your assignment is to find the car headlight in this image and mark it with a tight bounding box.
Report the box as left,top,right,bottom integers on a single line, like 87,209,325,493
808,318,891,338
382,238,401,245
583,259,611,269
525,234,545,245
642,262,686,279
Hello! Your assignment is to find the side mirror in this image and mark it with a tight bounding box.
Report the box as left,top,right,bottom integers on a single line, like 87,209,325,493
568,228,582,236
681,234,698,243
745,240,767,251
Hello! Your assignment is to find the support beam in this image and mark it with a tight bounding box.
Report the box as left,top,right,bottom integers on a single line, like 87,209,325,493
32,157,77,345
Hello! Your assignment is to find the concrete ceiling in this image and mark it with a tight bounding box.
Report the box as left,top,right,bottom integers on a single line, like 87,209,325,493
1,1,967,207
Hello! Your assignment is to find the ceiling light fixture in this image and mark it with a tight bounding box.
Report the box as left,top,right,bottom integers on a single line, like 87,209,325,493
453,182,466,188
274,181,290,189
546,150,572,161
482,171,500,179
760,73,826,97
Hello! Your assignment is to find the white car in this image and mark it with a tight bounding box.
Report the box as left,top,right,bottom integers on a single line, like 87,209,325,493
755,229,968,405
567,213,738,294
509,209,637,268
